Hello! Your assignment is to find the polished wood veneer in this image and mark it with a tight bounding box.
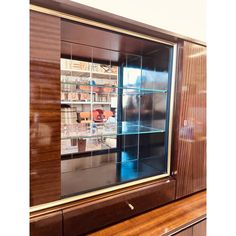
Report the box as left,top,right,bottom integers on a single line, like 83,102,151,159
63,178,176,236
174,219,206,236
89,191,206,236
192,219,206,235
30,211,63,236
175,227,192,236
30,11,61,206
174,42,206,199
61,19,167,61
30,11,61,62
29,5,207,235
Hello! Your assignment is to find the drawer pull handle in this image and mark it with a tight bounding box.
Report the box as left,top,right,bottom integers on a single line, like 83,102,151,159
127,202,134,210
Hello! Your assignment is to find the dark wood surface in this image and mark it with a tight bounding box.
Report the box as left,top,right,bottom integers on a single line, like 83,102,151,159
89,191,206,236
30,10,61,206
63,178,176,236
30,211,63,236
170,40,184,177
30,11,61,62
193,140,206,192
30,0,205,46
174,42,206,199
61,19,167,62
29,8,207,236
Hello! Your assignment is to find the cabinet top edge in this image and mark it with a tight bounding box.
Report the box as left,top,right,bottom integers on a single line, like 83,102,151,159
29,0,206,47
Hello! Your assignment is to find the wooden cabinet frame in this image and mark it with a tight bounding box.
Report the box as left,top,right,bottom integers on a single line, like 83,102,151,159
30,1,206,235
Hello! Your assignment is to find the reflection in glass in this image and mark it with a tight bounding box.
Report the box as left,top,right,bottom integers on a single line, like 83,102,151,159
60,39,173,197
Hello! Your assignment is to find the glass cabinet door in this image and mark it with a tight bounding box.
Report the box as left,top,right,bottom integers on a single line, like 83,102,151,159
60,24,174,198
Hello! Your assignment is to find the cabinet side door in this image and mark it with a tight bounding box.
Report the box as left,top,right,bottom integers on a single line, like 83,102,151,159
174,41,206,199
30,10,61,206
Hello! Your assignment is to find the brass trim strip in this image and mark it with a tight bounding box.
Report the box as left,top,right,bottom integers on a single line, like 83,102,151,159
167,44,177,175
29,4,177,213
30,4,174,46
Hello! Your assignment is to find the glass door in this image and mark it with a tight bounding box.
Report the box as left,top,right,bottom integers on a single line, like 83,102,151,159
60,24,174,198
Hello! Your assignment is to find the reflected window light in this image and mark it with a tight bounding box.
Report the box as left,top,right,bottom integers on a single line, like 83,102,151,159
189,50,206,58
123,67,142,86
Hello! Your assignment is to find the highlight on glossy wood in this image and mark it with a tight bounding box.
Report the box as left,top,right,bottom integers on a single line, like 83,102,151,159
174,41,206,199
89,191,206,236
30,10,61,206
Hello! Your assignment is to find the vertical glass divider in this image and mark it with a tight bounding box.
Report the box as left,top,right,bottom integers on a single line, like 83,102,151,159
90,47,93,135
108,45,112,161
151,66,155,130
70,43,73,102
123,54,128,157
90,47,94,163
137,56,142,160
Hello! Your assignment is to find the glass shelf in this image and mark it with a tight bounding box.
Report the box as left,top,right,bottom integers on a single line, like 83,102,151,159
61,101,112,105
61,69,118,80
61,121,165,140
61,82,168,94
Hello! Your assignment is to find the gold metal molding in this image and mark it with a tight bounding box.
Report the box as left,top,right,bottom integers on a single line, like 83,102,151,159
29,4,177,214
30,4,174,46
167,44,177,175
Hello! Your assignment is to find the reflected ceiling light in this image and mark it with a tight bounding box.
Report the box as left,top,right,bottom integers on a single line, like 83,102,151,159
189,50,206,58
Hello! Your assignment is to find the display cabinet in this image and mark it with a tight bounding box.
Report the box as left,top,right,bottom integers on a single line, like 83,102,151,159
59,26,174,198
30,1,206,235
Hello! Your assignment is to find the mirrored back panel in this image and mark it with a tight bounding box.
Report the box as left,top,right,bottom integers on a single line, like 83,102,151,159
60,20,174,197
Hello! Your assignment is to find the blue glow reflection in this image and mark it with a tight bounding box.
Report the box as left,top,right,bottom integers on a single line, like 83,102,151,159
120,152,138,181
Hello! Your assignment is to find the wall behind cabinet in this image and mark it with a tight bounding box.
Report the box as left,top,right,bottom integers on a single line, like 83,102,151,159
73,0,205,42
30,10,61,206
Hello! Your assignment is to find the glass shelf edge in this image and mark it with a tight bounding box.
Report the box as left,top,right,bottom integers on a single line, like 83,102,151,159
61,68,118,76
61,82,167,93
61,129,165,140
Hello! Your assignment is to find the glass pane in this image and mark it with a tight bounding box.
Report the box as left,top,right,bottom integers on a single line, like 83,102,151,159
60,27,173,198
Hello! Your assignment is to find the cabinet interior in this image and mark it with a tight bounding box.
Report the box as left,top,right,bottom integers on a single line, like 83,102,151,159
60,20,174,197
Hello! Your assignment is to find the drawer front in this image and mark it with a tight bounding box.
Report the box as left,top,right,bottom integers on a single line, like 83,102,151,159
63,178,176,236
30,211,63,236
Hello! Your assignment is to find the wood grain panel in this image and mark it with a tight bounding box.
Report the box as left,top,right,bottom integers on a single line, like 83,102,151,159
61,20,165,57
30,160,60,204
193,219,206,236
30,11,60,62
193,140,206,192
30,211,63,236
174,227,192,236
63,178,176,236
174,42,206,199
30,10,61,206
174,219,206,236
89,191,206,236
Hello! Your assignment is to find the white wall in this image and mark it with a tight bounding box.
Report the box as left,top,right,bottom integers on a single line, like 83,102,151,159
72,0,206,42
